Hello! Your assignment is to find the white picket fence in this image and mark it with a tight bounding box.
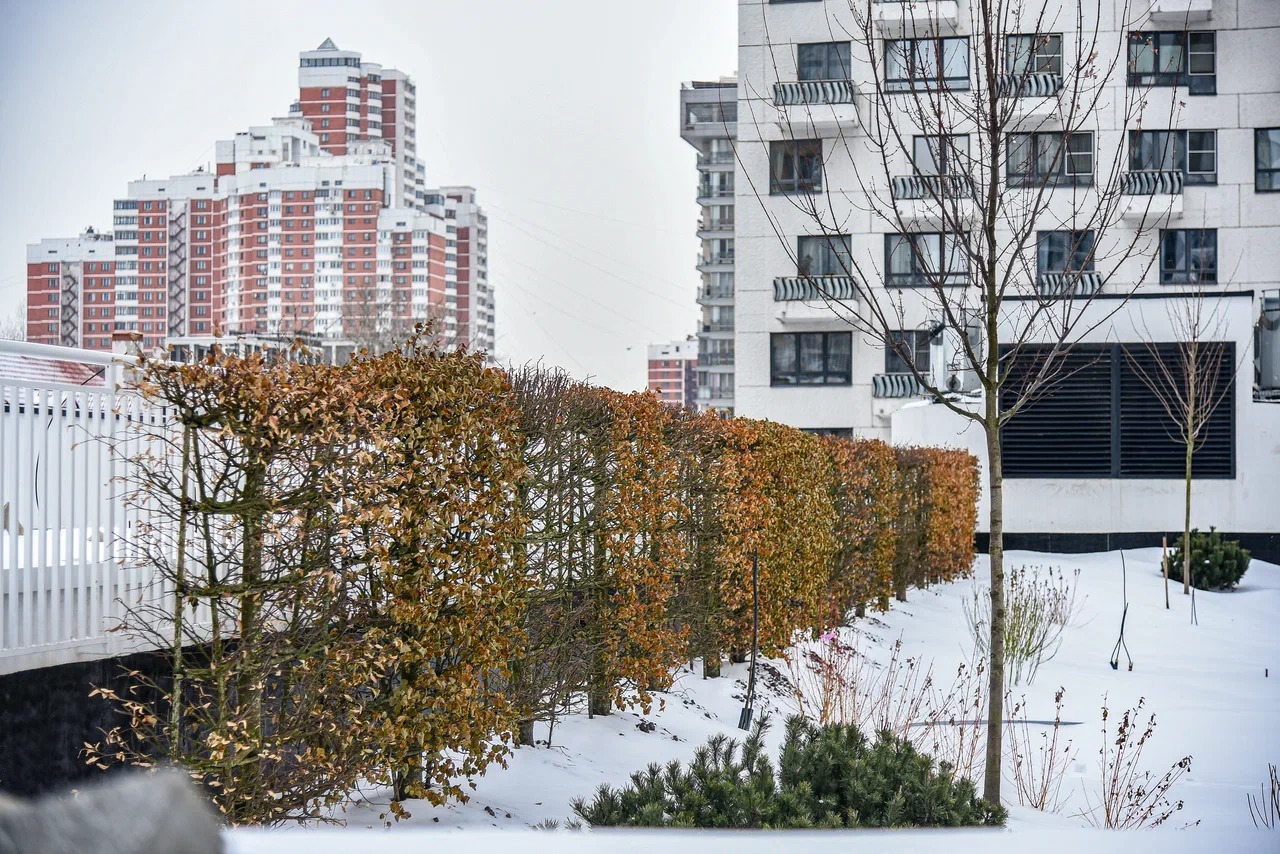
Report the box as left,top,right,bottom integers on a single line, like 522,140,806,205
0,340,187,675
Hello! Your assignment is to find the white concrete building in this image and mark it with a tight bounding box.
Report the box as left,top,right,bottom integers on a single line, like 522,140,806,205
647,336,700,408
681,78,739,413
734,0,1280,556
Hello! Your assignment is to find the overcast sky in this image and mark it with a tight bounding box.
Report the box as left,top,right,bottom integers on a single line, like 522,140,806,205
0,0,737,391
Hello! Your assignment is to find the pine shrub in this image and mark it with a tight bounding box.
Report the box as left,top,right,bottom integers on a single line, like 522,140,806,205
571,717,1005,829
1164,528,1251,591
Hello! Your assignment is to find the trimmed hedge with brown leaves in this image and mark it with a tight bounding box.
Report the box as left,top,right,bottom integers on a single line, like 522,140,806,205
97,347,977,825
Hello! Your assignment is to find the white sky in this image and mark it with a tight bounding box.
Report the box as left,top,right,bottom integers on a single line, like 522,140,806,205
0,0,738,392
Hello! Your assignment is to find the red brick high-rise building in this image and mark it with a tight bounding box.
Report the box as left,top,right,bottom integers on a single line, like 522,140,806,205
27,40,492,361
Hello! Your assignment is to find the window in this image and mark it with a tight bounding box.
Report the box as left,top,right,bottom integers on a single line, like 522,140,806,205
1001,343,1234,478
1129,130,1216,184
913,135,969,175
1159,229,1216,284
321,103,331,113
1127,31,1216,94
797,234,851,276
797,42,851,80
1037,231,1095,273
885,37,969,91
885,330,931,374
1006,33,1063,76
771,332,852,385
1008,132,1093,186
769,139,823,194
1256,129,1280,191
885,232,968,286
686,101,737,125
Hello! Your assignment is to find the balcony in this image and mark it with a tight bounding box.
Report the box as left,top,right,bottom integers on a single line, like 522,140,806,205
997,72,1064,99
999,73,1065,127
1119,170,1184,221
1036,271,1103,298
772,81,860,137
773,276,857,302
697,253,735,272
697,187,735,206
873,373,927,399
1147,0,1213,23
697,219,735,239
697,150,735,170
698,283,735,303
872,0,961,37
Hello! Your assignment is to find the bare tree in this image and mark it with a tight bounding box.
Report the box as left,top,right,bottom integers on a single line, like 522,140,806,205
0,299,25,341
741,0,1180,804
1125,289,1241,595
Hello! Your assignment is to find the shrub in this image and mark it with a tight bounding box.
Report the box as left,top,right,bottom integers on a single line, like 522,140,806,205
1082,696,1192,829
571,717,1005,829
1164,527,1251,591
965,566,1081,686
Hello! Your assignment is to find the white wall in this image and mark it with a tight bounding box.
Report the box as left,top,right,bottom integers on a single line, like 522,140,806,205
891,295,1280,535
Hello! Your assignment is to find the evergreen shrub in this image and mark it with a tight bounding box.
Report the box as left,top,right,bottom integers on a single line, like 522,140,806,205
1164,527,1251,591
571,717,1005,829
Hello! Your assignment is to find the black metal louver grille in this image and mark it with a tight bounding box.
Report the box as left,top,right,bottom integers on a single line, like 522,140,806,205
1001,347,1114,477
1119,343,1234,478
1000,342,1235,479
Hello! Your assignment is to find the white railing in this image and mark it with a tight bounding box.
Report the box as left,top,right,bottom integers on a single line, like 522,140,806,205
0,340,196,675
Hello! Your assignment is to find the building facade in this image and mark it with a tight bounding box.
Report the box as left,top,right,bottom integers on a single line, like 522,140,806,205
26,40,492,360
647,336,699,408
734,0,1280,550
681,78,739,413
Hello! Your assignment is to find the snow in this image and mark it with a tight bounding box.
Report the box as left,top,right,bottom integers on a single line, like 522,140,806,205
227,548,1280,851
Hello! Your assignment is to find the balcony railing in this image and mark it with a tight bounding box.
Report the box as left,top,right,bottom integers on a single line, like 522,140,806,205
699,254,735,267
891,174,974,200
873,372,927,399
996,72,1064,98
773,80,858,106
1121,170,1184,195
698,150,735,166
698,187,735,200
773,276,858,302
700,284,735,300
702,321,735,333
1036,271,1103,297
698,218,735,232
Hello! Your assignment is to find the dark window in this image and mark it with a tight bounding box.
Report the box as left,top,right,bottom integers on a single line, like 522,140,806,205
885,232,968,287
1007,132,1093,186
771,332,852,385
1006,33,1063,76
1257,128,1280,192
798,42,851,80
1001,343,1235,478
797,234,852,276
885,37,970,91
1127,31,1216,94
1037,231,1095,273
1159,229,1217,284
687,101,738,125
801,427,853,439
1129,130,1217,185
886,330,931,374
770,139,823,194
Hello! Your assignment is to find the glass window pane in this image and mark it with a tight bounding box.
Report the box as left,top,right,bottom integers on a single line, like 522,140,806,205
1188,33,1215,74
947,233,968,275
886,41,910,79
1258,129,1280,168
1035,133,1062,176
826,334,851,378
1038,34,1063,75
1006,35,1032,75
772,335,796,379
1158,33,1184,73
888,235,913,277
800,333,825,376
1066,132,1093,175
1129,36,1154,74
943,38,969,79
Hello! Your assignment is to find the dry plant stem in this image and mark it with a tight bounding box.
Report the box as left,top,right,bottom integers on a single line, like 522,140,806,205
1247,763,1280,829
1004,686,1076,812
1082,695,1192,829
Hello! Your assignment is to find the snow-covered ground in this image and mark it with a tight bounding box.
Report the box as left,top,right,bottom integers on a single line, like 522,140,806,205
229,548,1280,850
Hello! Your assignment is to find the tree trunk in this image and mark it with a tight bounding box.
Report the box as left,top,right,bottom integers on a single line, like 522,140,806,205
983,415,1006,808
516,718,536,747
1183,439,1193,595
703,652,721,679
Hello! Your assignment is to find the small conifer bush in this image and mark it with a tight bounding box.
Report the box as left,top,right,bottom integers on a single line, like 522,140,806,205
571,716,1005,829
1164,528,1251,591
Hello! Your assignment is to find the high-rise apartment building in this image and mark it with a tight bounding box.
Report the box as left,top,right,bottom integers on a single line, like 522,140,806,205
26,40,492,360
681,78,738,413
647,336,699,408
733,0,1280,551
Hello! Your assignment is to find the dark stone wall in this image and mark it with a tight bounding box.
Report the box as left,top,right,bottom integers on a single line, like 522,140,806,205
0,649,172,796
976,531,1280,564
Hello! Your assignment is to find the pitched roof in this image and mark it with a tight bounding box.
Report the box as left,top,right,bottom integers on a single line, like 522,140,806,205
0,353,108,387
316,37,338,50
